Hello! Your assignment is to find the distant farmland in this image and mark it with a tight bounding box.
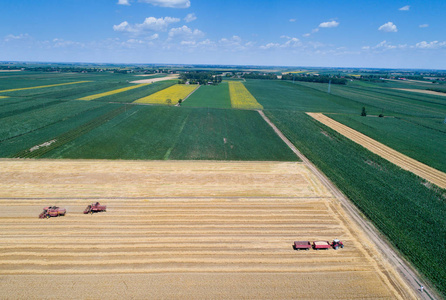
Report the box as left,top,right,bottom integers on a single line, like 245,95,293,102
1,70,445,297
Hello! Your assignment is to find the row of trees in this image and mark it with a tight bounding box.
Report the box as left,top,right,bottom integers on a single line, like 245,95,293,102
178,72,222,85
281,74,347,85
241,72,278,80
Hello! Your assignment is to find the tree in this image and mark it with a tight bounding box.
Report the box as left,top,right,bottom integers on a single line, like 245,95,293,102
166,99,172,106
361,107,367,117
178,99,182,106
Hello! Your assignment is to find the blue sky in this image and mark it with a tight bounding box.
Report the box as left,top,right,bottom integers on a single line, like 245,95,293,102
1,0,445,69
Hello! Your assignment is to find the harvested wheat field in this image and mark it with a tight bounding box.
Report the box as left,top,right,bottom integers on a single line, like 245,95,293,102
308,112,446,189
0,159,415,299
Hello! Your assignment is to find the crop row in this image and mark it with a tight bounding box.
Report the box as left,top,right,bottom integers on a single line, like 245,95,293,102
0,101,105,142
14,105,127,158
0,104,114,157
228,82,263,110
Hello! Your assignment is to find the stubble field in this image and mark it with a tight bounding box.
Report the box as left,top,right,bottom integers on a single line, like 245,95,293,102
0,159,414,299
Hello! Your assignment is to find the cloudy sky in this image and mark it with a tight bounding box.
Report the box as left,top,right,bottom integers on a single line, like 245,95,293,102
1,0,445,69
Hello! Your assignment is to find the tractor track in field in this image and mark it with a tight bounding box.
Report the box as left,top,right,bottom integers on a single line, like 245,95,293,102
258,110,438,300
307,113,446,189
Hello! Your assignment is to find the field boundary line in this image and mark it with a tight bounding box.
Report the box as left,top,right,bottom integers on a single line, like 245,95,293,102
176,84,200,106
307,112,446,189
258,109,437,300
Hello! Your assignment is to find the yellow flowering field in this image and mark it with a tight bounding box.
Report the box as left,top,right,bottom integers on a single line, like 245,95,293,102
0,81,91,93
134,84,198,105
228,81,263,110
78,83,151,101
0,96,9,99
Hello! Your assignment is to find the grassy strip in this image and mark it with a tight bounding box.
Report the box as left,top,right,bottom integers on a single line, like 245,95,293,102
266,110,446,297
0,81,91,93
78,83,151,101
14,105,127,158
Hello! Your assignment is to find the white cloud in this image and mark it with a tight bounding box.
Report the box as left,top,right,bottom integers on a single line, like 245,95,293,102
53,38,85,48
399,5,410,11
319,20,339,28
415,41,446,49
168,25,204,40
4,33,31,42
184,13,196,23
113,17,180,34
117,0,130,5
378,22,398,32
282,37,301,48
289,18,296,22
302,33,311,37
260,43,280,50
419,24,429,28
138,0,190,8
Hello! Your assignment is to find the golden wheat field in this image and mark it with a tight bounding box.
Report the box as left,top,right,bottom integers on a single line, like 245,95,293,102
228,81,263,110
133,84,198,105
0,159,415,299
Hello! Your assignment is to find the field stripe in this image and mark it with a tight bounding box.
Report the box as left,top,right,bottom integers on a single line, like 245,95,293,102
229,82,263,110
0,96,9,99
133,84,198,105
307,113,446,189
0,81,91,93
78,83,151,101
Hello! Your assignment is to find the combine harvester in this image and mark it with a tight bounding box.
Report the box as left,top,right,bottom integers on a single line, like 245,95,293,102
39,206,66,219
84,202,107,214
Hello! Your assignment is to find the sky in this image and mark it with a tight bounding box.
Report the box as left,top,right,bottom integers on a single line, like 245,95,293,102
1,0,445,69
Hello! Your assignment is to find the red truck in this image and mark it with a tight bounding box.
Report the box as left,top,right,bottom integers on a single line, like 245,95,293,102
84,202,107,214
293,241,312,251
39,206,66,219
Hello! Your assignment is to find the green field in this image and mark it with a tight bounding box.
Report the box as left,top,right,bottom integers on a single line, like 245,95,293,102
182,82,231,109
4,105,297,161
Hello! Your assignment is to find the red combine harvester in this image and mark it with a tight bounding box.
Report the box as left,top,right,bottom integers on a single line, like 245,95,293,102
313,241,331,250
293,241,312,251
39,206,66,219
84,202,107,214
331,239,344,250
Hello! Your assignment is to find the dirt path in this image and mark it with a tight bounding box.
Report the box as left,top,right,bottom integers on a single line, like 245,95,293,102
307,113,446,189
258,110,437,300
130,74,179,84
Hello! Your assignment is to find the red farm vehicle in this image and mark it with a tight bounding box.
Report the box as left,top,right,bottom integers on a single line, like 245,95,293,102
313,241,331,250
331,239,344,250
293,241,312,251
39,206,66,219
84,202,107,214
